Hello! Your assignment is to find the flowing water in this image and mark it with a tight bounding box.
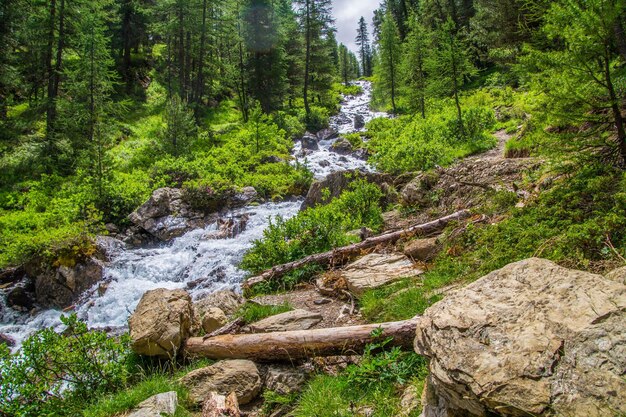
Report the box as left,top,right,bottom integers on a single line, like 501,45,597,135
0,81,385,349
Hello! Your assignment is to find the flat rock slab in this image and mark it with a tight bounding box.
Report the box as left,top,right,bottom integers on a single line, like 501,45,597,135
179,359,261,406
128,391,178,417
415,257,626,417
249,309,323,333
342,253,422,295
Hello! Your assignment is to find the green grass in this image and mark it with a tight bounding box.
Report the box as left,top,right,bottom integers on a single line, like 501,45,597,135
235,302,293,324
83,375,191,417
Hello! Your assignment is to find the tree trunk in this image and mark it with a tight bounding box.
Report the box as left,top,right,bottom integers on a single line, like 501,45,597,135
243,210,471,291
121,0,133,93
614,17,626,63
604,50,626,166
303,0,311,115
185,318,418,361
195,0,208,107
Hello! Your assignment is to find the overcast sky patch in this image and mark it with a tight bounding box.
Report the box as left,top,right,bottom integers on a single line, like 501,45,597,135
331,0,379,52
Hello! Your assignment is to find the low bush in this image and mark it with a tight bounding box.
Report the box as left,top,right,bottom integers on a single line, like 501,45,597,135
241,180,384,275
0,314,133,417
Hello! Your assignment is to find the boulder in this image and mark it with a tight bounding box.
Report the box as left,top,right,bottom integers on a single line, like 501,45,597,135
317,128,338,141
414,258,626,417
342,253,422,295
301,132,319,150
6,286,35,311
202,307,228,334
94,235,126,261
229,186,258,208
605,265,626,284
403,237,440,262
330,138,353,155
195,290,244,317
399,385,420,417
128,391,178,417
0,333,16,348
0,267,25,285
249,309,322,333
400,172,440,208
301,170,393,211
129,288,196,357
34,257,104,308
179,360,261,406
354,114,365,130
128,187,210,241
264,365,309,395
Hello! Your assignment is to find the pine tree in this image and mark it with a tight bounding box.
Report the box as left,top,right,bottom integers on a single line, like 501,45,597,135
377,12,402,113
295,0,335,114
355,16,373,77
401,14,429,118
427,19,475,136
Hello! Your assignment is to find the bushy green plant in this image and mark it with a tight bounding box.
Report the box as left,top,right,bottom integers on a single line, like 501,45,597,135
0,314,133,417
299,106,329,132
241,180,384,274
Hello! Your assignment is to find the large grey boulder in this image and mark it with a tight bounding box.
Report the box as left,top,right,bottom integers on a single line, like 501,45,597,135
129,288,196,357
128,187,258,241
330,138,353,155
179,360,262,406
342,253,422,295
249,309,322,333
128,392,178,417
415,258,626,417
128,187,208,241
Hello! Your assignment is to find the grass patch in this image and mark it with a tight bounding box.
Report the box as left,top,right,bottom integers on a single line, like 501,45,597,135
235,302,293,324
83,374,191,417
292,337,427,417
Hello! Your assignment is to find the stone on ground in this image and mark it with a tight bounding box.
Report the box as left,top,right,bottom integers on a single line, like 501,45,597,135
202,307,228,334
263,364,309,395
403,237,440,262
195,290,244,320
128,391,178,417
415,257,626,417
249,309,322,333
342,253,422,295
179,359,261,406
605,265,626,284
129,288,196,357
202,392,240,417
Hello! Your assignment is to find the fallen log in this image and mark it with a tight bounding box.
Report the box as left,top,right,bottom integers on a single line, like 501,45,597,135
243,210,471,291
184,318,418,361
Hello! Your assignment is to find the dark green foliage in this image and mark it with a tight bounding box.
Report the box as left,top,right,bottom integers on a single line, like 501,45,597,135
0,314,133,417
241,180,384,274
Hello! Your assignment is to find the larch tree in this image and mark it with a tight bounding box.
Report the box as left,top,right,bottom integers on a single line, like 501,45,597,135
377,12,402,113
356,16,373,76
401,14,430,118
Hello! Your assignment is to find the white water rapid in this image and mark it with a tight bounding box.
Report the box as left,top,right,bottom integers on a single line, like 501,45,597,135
0,81,384,349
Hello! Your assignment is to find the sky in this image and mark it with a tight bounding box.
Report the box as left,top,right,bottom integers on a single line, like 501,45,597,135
332,0,380,53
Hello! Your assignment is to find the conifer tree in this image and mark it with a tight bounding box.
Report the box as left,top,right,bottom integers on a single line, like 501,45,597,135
401,15,429,118
355,16,373,76
377,12,402,113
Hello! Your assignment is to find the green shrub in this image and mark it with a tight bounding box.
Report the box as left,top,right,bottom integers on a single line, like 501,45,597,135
300,106,329,132
0,314,133,417
241,180,384,275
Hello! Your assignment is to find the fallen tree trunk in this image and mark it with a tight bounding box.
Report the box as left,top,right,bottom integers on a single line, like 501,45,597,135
243,210,471,290
184,318,418,361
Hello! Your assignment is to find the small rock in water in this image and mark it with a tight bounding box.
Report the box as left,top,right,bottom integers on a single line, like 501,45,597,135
354,114,365,130
330,138,353,155
301,132,319,150
318,160,331,168
0,333,16,347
